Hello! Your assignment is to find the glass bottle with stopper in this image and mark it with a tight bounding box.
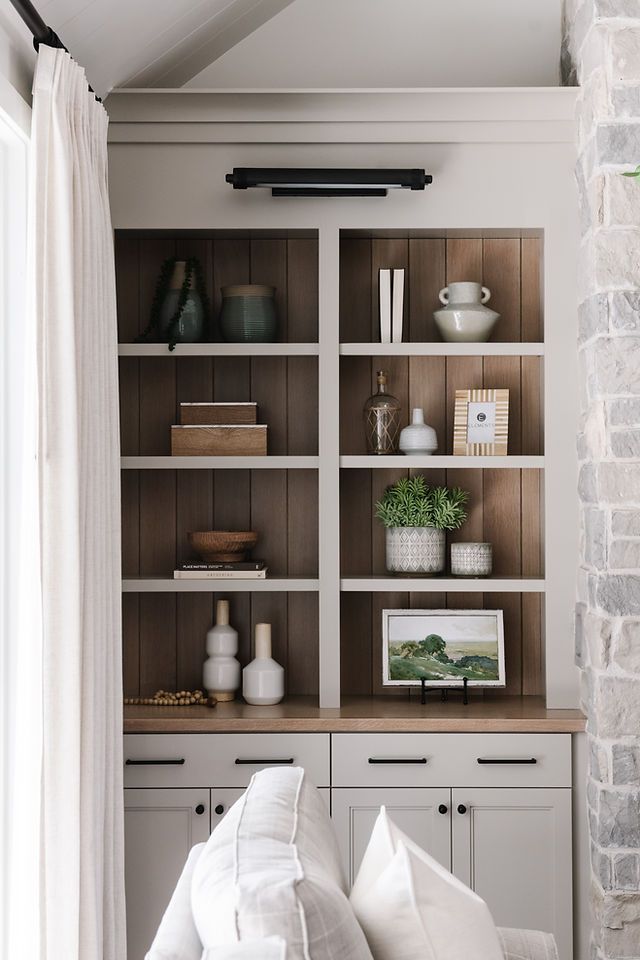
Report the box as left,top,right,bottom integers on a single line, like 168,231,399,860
363,370,401,455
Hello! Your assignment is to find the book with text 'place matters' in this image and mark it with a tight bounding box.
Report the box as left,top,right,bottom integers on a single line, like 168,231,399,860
178,560,266,571
174,567,268,580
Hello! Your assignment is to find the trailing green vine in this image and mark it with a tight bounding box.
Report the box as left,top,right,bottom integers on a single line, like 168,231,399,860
622,165,640,179
136,256,210,351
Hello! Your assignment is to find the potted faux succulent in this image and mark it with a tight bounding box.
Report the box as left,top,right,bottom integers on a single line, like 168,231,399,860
375,475,468,575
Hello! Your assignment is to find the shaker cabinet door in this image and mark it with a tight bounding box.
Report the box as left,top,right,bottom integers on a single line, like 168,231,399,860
331,787,451,886
124,788,210,960
452,787,572,960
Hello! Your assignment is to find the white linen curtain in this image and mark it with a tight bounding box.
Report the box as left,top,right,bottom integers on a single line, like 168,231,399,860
31,45,125,960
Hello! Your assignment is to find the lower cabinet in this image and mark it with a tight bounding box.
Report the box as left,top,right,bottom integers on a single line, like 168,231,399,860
334,785,572,960
332,787,451,883
124,788,211,960
452,787,572,960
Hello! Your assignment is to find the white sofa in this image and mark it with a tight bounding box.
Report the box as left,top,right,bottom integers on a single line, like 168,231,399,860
146,768,559,960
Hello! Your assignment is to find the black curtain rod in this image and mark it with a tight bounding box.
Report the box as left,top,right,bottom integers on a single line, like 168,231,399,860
9,0,101,100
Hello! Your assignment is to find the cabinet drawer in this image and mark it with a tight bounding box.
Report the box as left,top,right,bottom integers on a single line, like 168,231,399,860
332,734,571,788
124,733,330,788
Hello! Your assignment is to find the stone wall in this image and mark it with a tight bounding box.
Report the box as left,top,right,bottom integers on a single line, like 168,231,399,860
564,1,640,956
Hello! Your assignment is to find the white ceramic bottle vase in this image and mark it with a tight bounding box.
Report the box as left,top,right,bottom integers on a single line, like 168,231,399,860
203,600,240,702
399,408,438,455
242,623,285,705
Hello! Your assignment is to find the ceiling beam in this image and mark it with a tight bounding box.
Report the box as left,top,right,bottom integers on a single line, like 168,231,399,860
122,0,297,89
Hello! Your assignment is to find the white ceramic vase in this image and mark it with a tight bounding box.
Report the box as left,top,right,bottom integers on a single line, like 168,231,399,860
203,600,241,701
243,623,284,705
399,408,438,455
433,281,500,343
385,526,446,575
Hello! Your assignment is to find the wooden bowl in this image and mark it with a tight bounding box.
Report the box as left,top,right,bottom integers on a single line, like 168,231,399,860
188,530,258,563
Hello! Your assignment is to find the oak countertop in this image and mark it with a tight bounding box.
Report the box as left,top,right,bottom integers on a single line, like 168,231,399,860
123,696,585,734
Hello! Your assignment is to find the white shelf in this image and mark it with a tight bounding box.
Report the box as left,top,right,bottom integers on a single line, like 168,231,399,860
340,577,546,593
340,342,544,357
340,455,544,469
121,456,319,470
118,343,319,357
122,577,320,593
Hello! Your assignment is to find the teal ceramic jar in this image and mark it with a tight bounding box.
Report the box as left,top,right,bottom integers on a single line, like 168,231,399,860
158,261,205,343
220,285,277,343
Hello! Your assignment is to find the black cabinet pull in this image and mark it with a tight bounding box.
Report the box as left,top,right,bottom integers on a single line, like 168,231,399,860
195,804,206,815
477,757,537,765
125,758,185,766
214,804,225,815
438,804,448,815
234,758,295,765
367,757,427,765
457,804,467,815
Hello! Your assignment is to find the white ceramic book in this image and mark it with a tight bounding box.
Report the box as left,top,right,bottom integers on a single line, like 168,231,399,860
379,269,391,344
392,268,404,343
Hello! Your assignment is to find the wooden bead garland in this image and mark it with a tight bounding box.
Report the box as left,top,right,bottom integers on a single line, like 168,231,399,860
124,689,209,706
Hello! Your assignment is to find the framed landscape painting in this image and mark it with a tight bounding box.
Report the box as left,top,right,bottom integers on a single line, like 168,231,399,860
382,609,505,687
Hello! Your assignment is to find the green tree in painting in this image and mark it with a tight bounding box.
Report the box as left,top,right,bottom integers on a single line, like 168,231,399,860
398,641,421,659
419,633,446,657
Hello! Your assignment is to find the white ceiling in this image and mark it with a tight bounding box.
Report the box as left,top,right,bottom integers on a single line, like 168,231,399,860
34,0,295,97
12,0,562,98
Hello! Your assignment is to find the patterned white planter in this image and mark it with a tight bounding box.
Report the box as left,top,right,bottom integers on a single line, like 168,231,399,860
450,541,493,577
385,526,445,575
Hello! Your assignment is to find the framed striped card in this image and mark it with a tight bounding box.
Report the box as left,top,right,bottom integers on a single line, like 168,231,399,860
453,388,509,456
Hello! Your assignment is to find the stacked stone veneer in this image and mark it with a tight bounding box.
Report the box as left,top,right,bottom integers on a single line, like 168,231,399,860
564,1,640,956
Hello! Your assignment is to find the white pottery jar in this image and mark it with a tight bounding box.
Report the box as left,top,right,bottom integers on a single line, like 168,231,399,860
386,526,446,575
433,282,500,343
203,600,241,701
450,542,493,577
242,623,284,705
399,408,438,455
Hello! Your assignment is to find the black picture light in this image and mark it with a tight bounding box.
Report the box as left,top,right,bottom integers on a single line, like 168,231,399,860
225,168,432,197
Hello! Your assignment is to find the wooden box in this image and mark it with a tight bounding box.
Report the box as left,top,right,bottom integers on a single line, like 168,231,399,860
179,402,258,426
171,424,267,456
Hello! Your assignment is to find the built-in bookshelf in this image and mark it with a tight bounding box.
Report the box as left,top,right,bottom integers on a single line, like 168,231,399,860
116,229,550,709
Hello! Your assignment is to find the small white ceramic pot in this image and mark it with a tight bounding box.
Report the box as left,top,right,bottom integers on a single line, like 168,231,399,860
433,281,500,343
450,542,493,577
386,526,446,575
399,408,438,455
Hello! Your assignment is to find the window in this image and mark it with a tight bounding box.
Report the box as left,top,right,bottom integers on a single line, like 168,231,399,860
0,79,40,957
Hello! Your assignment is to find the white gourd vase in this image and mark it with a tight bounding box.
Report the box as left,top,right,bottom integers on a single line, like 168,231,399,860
203,600,240,701
399,408,438,455
243,623,284,705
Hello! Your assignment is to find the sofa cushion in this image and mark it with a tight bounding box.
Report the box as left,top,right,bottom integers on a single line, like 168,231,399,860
350,807,503,960
202,937,287,959
192,766,373,960
497,928,559,960
145,842,205,960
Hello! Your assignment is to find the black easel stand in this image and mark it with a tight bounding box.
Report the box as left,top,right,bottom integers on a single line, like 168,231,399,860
421,677,469,706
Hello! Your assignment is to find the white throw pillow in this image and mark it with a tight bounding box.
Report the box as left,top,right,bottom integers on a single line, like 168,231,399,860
202,937,287,959
145,842,205,960
192,766,373,960
350,807,503,960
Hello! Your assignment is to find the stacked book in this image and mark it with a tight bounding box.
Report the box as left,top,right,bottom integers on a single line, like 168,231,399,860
174,560,268,580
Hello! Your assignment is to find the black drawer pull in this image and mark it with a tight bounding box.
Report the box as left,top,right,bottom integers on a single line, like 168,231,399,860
125,758,185,766
195,804,206,816
368,757,427,765
457,804,467,815
477,757,537,765
438,804,448,815
234,758,295,765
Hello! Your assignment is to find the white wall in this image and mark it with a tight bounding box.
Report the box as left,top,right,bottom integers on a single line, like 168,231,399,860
186,0,562,88
0,8,35,106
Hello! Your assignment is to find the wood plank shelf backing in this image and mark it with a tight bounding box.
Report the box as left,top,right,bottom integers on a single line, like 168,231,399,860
116,229,548,711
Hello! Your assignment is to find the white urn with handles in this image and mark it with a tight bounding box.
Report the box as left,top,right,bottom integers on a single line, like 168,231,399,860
434,281,500,343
